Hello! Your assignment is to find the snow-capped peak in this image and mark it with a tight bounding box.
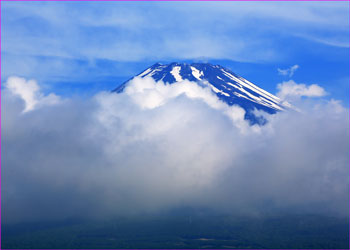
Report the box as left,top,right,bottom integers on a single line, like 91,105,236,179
113,62,289,124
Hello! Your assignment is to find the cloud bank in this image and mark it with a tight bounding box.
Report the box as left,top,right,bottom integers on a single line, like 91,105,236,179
1,76,348,224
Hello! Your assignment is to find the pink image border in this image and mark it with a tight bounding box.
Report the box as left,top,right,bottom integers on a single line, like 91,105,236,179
0,0,348,249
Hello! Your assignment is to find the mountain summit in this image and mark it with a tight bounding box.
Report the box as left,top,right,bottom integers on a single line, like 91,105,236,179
113,62,288,124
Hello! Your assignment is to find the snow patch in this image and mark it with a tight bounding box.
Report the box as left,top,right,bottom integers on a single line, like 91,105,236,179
170,66,183,82
191,66,203,80
138,68,153,77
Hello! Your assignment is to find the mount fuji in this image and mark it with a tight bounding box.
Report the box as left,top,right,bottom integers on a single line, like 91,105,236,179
113,62,289,124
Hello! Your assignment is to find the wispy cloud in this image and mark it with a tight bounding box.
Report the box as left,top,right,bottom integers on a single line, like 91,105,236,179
2,2,348,63
278,65,299,77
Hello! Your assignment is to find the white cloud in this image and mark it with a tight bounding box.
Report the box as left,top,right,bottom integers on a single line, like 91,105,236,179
276,80,327,100
4,76,61,112
277,64,299,77
124,77,250,133
1,76,348,223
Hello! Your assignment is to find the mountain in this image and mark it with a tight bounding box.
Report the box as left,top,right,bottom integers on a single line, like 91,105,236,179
113,62,289,124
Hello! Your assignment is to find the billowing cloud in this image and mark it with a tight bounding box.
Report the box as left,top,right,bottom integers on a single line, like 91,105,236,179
277,65,299,77
124,77,250,132
4,76,61,112
1,76,348,224
276,80,327,100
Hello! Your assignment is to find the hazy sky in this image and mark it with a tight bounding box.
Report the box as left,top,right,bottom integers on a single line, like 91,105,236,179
1,1,349,102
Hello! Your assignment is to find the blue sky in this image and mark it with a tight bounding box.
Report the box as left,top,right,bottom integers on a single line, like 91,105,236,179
1,1,349,103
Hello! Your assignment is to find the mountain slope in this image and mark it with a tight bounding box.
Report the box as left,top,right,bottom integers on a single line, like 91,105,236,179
113,62,288,124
